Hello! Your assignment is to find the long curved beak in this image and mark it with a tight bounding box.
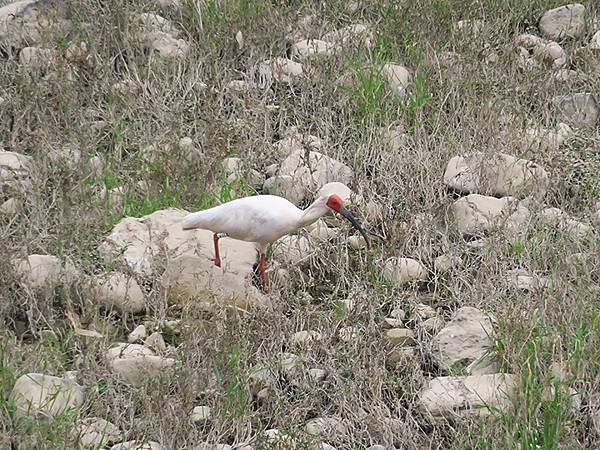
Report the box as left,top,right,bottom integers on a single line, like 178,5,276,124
338,206,370,250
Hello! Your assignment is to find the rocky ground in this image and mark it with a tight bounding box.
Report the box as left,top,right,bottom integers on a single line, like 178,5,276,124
1,0,599,449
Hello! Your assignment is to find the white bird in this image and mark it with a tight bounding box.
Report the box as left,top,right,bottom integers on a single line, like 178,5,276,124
182,192,370,292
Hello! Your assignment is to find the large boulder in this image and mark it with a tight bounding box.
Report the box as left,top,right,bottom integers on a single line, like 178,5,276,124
99,208,267,309
14,254,80,291
431,307,494,370
11,373,85,417
419,374,517,418
443,152,549,198
91,272,146,314
539,4,586,40
383,258,427,286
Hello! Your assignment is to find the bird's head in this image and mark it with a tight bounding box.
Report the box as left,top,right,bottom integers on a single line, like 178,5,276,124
324,194,370,249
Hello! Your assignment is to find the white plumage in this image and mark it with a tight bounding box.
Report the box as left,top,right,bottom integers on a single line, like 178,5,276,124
182,192,369,292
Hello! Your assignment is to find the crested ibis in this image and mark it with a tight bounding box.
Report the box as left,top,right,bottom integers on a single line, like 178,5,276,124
182,193,370,292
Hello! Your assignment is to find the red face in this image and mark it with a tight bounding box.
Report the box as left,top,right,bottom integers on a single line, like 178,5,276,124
326,194,342,213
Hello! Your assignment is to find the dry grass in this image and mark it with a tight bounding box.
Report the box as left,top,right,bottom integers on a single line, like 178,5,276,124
1,0,599,448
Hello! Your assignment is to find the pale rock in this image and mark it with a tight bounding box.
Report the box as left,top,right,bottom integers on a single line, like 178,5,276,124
554,68,578,82
128,325,147,343
451,194,529,236
0,197,18,215
273,135,304,158
524,122,573,152
76,417,121,448
106,343,175,387
539,207,592,239
444,152,549,198
453,19,485,35
163,320,181,335
346,235,368,250
48,145,81,170
111,441,163,450
322,24,372,48
246,168,264,189
190,405,211,424
0,150,33,190
384,317,404,328
305,417,347,437
12,373,84,417
423,317,444,334
91,272,145,314
466,353,500,376
381,125,409,152
263,175,308,205
89,155,104,178
275,235,313,264
19,46,58,72
516,34,566,69
290,39,336,59
434,254,461,273
390,306,406,320
383,257,427,285
100,208,266,309
154,0,183,13
413,303,437,320
552,93,598,127
145,31,189,59
539,4,586,40
226,80,256,92
308,219,337,240
144,332,167,352
385,328,415,346
382,63,410,98
178,137,202,163
419,374,517,418
308,368,328,382
432,307,493,370
338,326,359,342
15,254,79,291
112,80,141,97
258,57,303,86
280,352,303,379
506,269,549,291
291,330,322,345
222,157,242,176
263,429,295,445
590,30,600,50
136,12,178,35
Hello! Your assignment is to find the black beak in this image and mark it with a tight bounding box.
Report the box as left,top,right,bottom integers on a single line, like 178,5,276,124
338,206,371,250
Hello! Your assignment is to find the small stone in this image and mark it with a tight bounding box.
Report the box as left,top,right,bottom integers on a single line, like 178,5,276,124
128,325,147,343
258,57,303,86
318,182,352,202
434,254,461,273
383,317,404,328
321,24,372,48
263,429,295,445
89,156,104,178
275,235,313,264
552,93,598,127
305,417,347,437
75,417,121,448
111,441,163,450
346,235,367,250
12,373,85,417
308,368,328,382
146,31,189,59
144,332,167,352
453,19,485,35
106,343,175,387
190,405,211,424
590,30,600,50
92,272,145,314
290,39,336,59
309,219,338,240
383,257,427,285
422,317,444,334
432,307,493,370
246,169,265,189
539,207,591,239
413,303,436,319
389,306,406,320
178,137,202,163
291,330,322,345
506,269,549,292
19,47,58,73
263,175,308,205
451,194,524,236
163,320,181,335
419,374,517,418
524,122,573,152
382,63,410,98
385,328,415,346
222,157,242,176
0,198,18,215
539,4,586,40
338,326,359,342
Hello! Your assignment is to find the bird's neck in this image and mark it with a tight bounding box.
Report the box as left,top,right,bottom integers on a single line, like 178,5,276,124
297,201,328,229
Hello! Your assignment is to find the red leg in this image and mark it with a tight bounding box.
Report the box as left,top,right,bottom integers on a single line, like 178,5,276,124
212,233,221,267
258,252,268,293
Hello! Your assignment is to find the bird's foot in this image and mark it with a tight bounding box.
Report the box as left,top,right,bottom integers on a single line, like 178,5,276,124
212,257,221,268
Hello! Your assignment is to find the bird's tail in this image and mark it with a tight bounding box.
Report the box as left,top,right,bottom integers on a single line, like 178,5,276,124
182,211,208,229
